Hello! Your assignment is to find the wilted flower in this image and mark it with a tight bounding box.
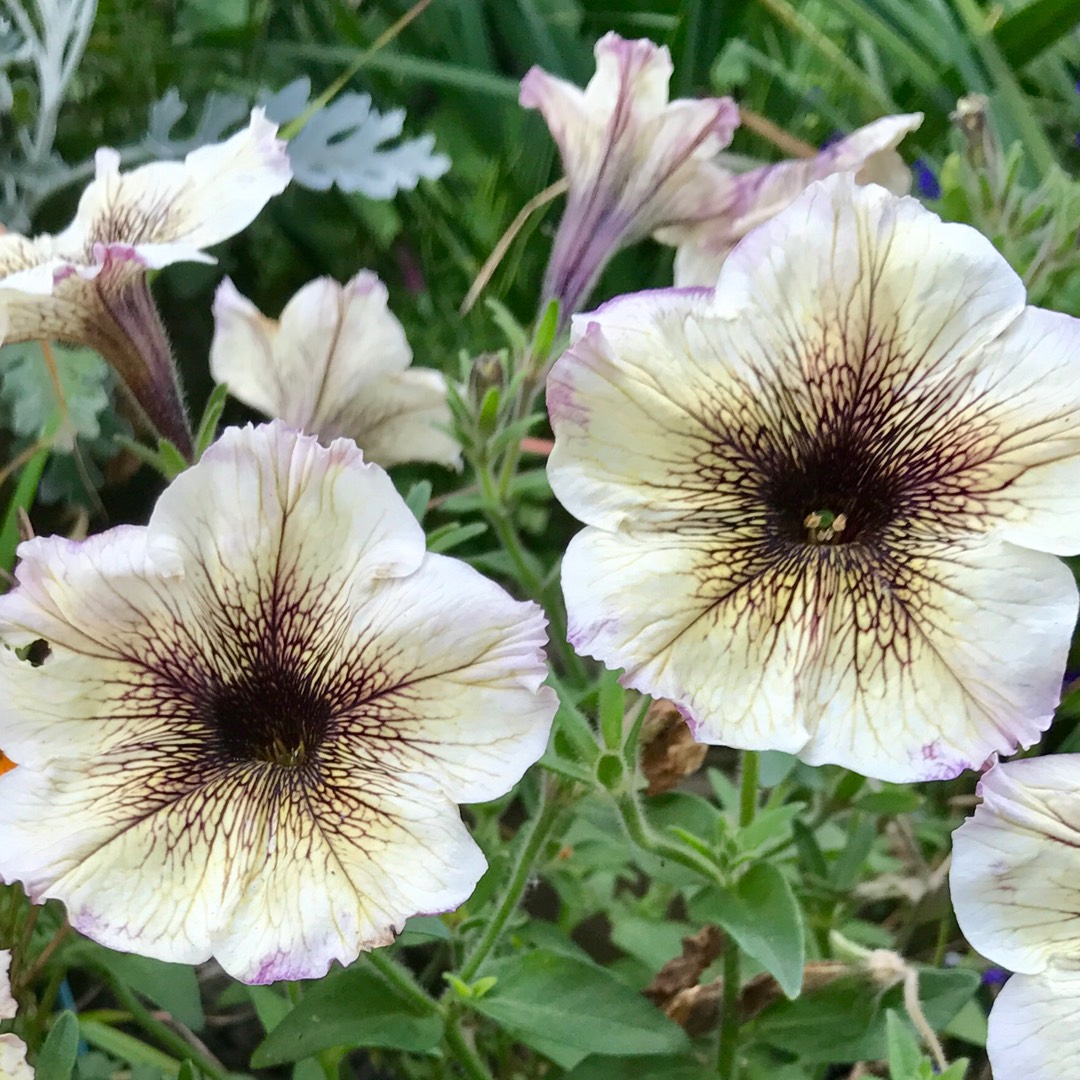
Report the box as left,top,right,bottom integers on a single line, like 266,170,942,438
521,32,738,320
0,422,555,983
0,111,292,456
210,272,460,469
665,114,922,287
0,950,32,1080
547,175,1080,782
951,757,1080,1079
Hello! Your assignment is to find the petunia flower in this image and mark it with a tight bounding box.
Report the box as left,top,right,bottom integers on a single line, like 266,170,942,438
520,32,738,321
951,757,1080,1078
547,174,1080,783
664,113,923,287
0,422,555,983
0,950,32,1080
0,111,292,456
209,273,460,469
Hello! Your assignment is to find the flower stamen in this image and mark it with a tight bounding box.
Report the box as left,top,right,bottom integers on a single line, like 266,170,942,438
804,509,848,544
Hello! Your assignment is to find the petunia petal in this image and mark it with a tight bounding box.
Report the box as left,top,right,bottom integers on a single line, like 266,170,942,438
521,32,737,317
207,277,281,419
549,177,1080,781
0,422,554,981
327,368,460,470
667,113,923,286
986,968,1080,1080
0,1033,33,1080
330,553,556,803
562,528,810,756
0,949,15,1020
951,756,1080,976
54,110,291,264
0,758,484,982
210,275,458,469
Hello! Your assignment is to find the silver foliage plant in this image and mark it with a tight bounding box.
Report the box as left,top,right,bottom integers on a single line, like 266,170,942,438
0,0,450,228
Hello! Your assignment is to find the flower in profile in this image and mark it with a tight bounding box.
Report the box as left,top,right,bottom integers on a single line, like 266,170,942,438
521,32,738,321
665,114,923,287
0,950,32,1080
0,111,292,456
547,174,1080,782
210,273,460,469
0,422,555,983
951,756,1080,1079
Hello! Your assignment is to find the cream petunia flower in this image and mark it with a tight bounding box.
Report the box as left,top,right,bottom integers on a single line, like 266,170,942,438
547,174,1080,783
0,950,32,1080
209,273,460,469
0,422,555,983
0,111,292,455
951,757,1080,1078
520,32,738,321
664,113,923,287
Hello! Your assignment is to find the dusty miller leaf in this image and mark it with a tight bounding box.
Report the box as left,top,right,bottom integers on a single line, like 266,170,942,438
0,341,110,447
141,87,249,157
262,77,451,196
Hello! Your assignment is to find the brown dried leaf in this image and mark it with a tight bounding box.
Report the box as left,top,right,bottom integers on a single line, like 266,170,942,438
666,980,722,1036
643,924,724,1006
640,699,707,796
737,961,851,1021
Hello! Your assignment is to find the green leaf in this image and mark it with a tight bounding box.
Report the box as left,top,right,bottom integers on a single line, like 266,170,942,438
854,789,924,816
694,863,805,999
564,1055,709,1080
404,480,433,521
0,444,49,573
78,1020,181,1076
250,963,443,1066
37,1011,80,1080
597,670,625,751
885,1010,922,1078
757,968,980,1063
994,0,1080,67
832,815,878,890
426,520,489,553
193,383,230,459
398,915,452,946
737,803,805,855
468,950,690,1058
73,944,204,1031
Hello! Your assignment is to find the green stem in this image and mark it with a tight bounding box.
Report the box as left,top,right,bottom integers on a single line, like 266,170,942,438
739,751,760,829
717,751,761,1076
98,970,228,1080
366,949,438,1014
716,942,741,1079
444,1015,496,1080
476,456,586,682
457,783,561,984
547,672,601,764
615,791,725,884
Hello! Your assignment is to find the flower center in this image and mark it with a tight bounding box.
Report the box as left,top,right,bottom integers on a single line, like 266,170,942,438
207,661,333,767
763,435,899,546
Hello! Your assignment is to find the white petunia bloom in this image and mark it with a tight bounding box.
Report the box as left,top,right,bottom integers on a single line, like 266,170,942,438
664,113,923,287
520,32,738,321
209,273,460,469
951,757,1080,1078
0,422,555,983
0,111,292,455
547,174,1080,782
0,950,32,1080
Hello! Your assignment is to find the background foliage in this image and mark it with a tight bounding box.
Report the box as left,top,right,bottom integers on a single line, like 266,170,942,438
3,1,1080,1079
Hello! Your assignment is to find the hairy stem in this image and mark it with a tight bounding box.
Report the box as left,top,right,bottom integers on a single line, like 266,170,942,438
457,781,561,984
